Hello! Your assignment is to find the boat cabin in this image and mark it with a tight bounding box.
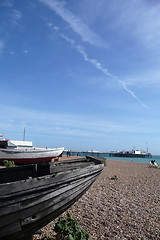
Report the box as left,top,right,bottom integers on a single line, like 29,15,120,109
0,140,33,149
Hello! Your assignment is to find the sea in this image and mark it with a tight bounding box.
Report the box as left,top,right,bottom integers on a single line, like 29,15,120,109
64,151,160,164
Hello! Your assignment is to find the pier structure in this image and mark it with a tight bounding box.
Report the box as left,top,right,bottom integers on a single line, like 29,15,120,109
109,150,152,158
64,149,152,158
63,150,109,157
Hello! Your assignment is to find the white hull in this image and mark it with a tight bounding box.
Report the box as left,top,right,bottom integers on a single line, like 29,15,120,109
0,140,64,164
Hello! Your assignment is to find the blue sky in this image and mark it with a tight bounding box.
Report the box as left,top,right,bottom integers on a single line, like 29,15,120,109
1,0,160,154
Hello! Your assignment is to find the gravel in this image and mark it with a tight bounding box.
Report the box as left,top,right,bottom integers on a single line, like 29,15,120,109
33,159,160,240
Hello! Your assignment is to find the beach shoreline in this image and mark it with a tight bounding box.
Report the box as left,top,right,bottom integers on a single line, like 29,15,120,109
33,156,160,240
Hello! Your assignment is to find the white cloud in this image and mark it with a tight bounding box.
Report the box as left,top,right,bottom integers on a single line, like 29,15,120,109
53,26,59,31
47,22,53,27
23,50,28,54
47,22,59,31
122,69,160,91
12,9,22,19
132,2,160,49
0,0,13,7
9,51,15,55
11,9,22,25
39,0,106,48
80,0,160,50
0,105,149,140
107,0,160,50
0,40,5,54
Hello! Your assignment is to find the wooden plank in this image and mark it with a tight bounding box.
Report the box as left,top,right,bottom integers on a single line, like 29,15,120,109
0,157,105,239
0,164,104,198
0,174,98,228
0,175,97,239
49,162,94,174
0,165,37,184
0,220,21,238
21,176,96,226
0,202,20,216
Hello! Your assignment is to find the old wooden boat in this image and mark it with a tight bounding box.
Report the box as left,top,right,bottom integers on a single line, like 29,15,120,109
0,156,106,240
0,139,64,164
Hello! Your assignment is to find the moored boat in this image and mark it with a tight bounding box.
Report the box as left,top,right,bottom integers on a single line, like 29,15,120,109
0,156,106,240
0,139,64,164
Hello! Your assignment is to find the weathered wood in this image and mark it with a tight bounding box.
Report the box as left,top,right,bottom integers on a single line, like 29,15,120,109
49,161,94,174
0,220,21,238
0,164,37,183
0,163,103,198
0,156,105,240
0,174,97,227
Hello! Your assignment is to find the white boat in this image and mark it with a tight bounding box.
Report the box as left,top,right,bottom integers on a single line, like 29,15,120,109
0,139,64,164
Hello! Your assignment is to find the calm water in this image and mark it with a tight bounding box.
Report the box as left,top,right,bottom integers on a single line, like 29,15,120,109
64,152,160,164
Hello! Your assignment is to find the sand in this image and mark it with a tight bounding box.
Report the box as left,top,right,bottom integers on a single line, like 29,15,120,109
33,157,160,240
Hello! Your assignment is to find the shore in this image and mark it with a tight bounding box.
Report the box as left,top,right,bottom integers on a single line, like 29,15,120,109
33,156,160,240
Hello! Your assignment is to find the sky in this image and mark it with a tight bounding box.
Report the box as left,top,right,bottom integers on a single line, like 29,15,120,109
1,0,160,154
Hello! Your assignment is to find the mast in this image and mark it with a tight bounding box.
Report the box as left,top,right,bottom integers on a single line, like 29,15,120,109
146,142,148,153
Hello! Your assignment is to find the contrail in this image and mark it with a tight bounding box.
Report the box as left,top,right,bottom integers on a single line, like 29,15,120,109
40,0,148,108
39,0,106,48
118,80,147,108
61,35,148,108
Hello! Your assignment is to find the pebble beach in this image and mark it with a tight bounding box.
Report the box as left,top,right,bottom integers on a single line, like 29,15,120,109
33,157,160,240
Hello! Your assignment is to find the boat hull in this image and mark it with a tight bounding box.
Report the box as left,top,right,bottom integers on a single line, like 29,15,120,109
0,156,105,240
0,147,64,164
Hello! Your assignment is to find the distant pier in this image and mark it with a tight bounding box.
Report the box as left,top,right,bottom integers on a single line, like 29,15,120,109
64,150,152,158
63,150,109,157
109,152,152,158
